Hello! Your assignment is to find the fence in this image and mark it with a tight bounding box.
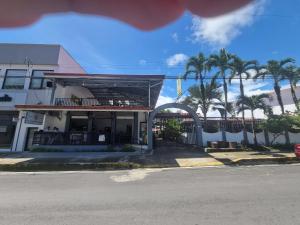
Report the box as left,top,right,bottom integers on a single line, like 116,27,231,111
182,131,300,146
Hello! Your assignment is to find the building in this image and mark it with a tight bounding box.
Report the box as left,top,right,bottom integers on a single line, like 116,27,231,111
15,73,163,151
0,43,164,152
266,85,300,114
0,43,85,151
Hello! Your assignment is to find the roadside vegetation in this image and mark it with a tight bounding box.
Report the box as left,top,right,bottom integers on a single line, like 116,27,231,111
180,48,300,147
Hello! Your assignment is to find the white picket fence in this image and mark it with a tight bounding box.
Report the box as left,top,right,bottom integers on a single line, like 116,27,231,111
182,131,300,146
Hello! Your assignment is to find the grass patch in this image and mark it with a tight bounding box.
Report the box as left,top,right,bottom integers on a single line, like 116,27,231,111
120,144,135,152
245,144,294,152
30,147,63,152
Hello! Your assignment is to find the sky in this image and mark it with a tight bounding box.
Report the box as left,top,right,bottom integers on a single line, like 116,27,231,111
0,0,299,117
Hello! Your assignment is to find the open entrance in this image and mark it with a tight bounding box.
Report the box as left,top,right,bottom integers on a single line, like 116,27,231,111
67,111,135,145
0,111,18,149
25,127,38,151
147,103,203,151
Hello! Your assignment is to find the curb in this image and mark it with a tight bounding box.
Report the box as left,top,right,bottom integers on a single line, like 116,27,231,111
233,157,300,166
0,162,142,172
0,157,299,171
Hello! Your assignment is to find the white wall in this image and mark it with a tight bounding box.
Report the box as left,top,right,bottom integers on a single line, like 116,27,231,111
0,64,59,109
54,85,94,100
202,132,223,145
226,131,243,142
43,112,67,132
183,130,300,146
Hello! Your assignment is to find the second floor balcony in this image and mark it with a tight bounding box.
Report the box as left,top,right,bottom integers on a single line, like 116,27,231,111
55,97,146,107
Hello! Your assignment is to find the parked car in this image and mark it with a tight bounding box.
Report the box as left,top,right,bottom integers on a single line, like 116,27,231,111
294,144,300,158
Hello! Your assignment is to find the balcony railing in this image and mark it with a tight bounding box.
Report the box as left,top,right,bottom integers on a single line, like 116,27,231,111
55,98,145,107
32,131,132,146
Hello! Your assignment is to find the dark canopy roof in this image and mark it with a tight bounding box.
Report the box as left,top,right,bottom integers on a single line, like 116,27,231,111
45,73,164,109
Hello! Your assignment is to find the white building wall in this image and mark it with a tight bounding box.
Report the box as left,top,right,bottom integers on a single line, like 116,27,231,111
43,112,67,132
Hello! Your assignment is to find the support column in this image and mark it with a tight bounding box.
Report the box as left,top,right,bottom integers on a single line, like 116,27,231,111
148,81,151,107
65,112,71,132
264,129,270,146
87,112,94,132
50,81,57,105
87,112,94,144
111,112,116,145
133,112,139,144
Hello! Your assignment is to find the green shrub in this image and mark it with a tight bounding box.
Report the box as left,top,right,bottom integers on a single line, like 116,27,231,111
121,144,135,152
106,145,116,152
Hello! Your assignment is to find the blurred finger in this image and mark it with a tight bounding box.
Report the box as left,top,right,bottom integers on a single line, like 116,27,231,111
186,0,253,17
0,0,253,29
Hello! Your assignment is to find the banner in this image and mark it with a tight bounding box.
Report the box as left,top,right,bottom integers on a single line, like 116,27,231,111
176,78,182,98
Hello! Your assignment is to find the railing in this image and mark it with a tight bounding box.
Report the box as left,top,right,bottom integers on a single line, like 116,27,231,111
32,131,132,146
55,98,145,107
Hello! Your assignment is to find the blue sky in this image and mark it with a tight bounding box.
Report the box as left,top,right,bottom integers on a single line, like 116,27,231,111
0,0,299,108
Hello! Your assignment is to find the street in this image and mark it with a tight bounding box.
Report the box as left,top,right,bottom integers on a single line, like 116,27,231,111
0,165,300,225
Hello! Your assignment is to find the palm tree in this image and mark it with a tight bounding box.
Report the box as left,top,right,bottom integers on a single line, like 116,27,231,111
183,53,208,102
207,48,233,141
213,101,236,133
254,58,295,145
212,101,236,118
282,65,300,111
236,94,271,145
182,78,222,130
183,53,207,88
229,56,258,145
254,58,295,114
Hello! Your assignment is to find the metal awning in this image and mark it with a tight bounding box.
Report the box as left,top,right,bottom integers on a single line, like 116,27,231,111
45,73,164,109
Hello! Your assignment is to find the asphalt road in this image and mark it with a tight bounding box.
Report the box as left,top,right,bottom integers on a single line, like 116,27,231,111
1,165,300,225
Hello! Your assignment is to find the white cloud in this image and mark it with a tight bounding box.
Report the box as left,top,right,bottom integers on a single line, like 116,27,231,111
156,95,181,112
166,53,188,67
171,32,179,42
156,95,175,107
139,59,147,65
191,0,266,47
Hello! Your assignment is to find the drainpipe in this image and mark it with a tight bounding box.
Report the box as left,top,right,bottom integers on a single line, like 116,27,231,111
148,81,151,108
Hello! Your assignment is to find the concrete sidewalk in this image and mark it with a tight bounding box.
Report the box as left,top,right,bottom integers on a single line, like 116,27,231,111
0,152,140,165
135,150,298,168
0,150,298,171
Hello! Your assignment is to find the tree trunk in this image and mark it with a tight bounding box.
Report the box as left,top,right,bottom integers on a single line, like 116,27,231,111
290,82,299,111
240,75,248,145
274,82,285,114
251,110,257,145
284,130,290,145
203,111,207,132
274,82,290,145
223,74,227,141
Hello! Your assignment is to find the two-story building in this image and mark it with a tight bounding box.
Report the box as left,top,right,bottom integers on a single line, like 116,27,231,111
0,43,85,151
0,43,163,152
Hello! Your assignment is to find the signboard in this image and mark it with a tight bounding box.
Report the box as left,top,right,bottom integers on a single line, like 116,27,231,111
98,134,105,142
25,112,44,125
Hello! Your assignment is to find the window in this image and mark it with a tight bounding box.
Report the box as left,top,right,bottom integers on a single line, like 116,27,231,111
29,70,53,89
2,69,27,89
